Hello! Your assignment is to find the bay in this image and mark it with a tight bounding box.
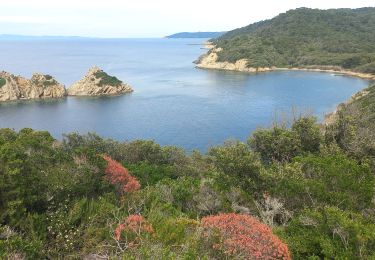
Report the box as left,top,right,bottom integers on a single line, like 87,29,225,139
0,38,370,151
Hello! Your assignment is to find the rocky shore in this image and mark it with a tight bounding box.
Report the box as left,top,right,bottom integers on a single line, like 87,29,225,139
195,44,375,80
0,67,133,102
0,71,66,102
68,66,133,96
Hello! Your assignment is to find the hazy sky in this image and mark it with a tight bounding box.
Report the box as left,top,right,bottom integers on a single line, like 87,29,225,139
1,0,374,37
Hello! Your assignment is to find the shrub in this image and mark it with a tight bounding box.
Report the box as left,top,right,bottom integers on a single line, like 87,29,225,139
208,141,261,190
114,214,153,243
201,213,291,259
269,154,375,212
249,126,300,163
249,117,323,163
44,75,53,80
292,117,322,153
282,207,375,259
102,155,140,196
94,71,122,87
0,77,6,87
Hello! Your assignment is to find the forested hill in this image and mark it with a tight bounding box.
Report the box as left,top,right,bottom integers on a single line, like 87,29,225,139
212,8,375,73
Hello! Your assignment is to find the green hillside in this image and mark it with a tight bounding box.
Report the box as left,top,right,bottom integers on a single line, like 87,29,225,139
1,84,375,258
213,8,375,73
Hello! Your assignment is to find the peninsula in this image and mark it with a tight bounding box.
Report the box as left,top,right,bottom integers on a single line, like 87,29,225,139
196,8,375,79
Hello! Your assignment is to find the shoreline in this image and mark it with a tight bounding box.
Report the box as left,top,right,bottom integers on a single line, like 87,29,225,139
197,65,375,81
195,45,375,81
196,44,374,125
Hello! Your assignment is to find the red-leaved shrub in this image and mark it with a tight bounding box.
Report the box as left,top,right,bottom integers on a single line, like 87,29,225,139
102,155,140,195
114,214,154,241
201,213,291,259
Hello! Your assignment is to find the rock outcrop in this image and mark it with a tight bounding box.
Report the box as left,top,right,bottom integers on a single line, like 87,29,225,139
67,67,133,96
0,71,66,102
196,46,375,80
195,47,271,73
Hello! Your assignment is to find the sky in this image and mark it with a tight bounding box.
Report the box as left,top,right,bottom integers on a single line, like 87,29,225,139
1,0,374,38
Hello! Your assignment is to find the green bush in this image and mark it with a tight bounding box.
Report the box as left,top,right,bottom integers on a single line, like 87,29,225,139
268,153,374,211
0,77,6,87
0,109,374,258
281,207,375,259
94,71,122,86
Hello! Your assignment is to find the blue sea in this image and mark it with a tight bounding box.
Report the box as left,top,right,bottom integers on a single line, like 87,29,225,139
0,38,370,151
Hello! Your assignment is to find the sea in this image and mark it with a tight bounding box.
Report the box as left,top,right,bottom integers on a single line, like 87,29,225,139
0,38,370,151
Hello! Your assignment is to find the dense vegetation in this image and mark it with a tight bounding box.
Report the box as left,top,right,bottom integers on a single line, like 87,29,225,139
0,78,6,88
94,71,123,87
213,8,375,73
1,84,375,259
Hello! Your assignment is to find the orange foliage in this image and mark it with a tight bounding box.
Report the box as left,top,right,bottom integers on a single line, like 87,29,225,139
201,213,291,259
102,155,140,195
114,214,154,241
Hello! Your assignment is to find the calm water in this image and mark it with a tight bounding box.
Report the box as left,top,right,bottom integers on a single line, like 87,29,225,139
0,38,370,151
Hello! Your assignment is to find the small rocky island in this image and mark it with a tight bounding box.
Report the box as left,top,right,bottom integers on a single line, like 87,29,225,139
0,71,66,102
67,66,133,96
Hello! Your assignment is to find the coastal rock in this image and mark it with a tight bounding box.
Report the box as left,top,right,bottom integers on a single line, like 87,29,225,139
0,71,66,102
67,67,133,96
196,46,375,80
195,47,271,73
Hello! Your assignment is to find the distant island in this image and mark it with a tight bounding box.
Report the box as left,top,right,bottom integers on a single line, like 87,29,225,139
196,7,375,78
166,31,226,38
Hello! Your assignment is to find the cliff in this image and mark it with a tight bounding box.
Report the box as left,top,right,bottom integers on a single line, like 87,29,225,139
67,66,133,96
0,71,66,102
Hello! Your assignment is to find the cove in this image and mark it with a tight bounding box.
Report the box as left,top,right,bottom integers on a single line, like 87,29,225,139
0,38,370,151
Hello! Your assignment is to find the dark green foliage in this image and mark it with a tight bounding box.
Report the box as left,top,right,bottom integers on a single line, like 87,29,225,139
282,207,375,259
249,126,301,163
249,117,323,163
0,105,374,258
94,71,122,86
208,141,262,191
0,78,6,88
325,84,375,163
214,8,375,73
268,154,375,211
44,75,53,80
